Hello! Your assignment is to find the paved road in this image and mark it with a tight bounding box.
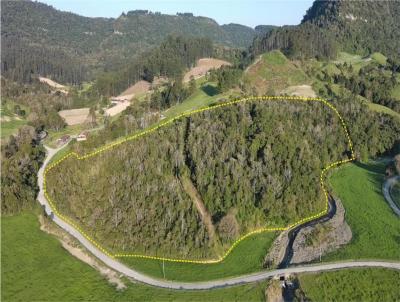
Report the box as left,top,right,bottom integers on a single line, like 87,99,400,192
37,146,400,289
382,175,400,216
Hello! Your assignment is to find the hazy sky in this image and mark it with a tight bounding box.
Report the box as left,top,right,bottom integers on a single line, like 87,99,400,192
41,0,314,28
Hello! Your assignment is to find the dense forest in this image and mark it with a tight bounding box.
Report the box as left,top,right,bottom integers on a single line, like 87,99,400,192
254,1,400,60
1,1,260,84
46,100,352,257
92,35,213,96
1,126,45,214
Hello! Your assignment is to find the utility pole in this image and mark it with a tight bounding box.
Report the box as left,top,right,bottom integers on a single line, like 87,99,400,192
162,259,166,279
320,247,322,262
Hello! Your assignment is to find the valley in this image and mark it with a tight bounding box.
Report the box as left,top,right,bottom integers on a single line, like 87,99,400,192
1,0,400,301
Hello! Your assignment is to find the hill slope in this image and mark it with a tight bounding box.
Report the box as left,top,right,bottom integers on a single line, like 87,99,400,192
254,0,400,60
1,1,259,84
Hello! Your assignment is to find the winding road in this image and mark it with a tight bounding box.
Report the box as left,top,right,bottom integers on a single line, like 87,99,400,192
37,145,400,290
382,175,400,216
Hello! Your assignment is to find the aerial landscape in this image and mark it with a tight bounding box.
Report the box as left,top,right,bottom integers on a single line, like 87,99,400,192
1,0,400,301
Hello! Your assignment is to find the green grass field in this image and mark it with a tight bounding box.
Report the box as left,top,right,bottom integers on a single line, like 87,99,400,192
1,99,29,139
367,103,400,120
1,119,28,139
121,231,277,282
391,84,400,101
299,268,400,301
326,161,400,261
1,212,267,302
163,81,234,118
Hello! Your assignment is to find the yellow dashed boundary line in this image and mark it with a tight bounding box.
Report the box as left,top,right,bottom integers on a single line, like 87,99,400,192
44,96,356,264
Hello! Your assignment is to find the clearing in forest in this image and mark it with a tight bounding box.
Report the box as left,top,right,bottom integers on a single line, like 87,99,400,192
44,96,355,263
183,58,231,82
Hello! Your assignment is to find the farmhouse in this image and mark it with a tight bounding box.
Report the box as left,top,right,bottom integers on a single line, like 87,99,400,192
76,131,89,142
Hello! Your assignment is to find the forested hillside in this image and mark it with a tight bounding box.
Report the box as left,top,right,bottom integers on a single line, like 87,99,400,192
254,1,400,60
1,1,259,84
46,100,351,258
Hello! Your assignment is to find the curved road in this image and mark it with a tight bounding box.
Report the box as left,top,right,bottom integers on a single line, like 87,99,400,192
382,175,400,216
37,145,400,289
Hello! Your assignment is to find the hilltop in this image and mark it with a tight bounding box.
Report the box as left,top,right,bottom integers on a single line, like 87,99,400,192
1,1,264,84
254,0,400,60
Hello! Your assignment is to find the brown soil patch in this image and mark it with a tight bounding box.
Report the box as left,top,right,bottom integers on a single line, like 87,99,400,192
58,108,90,125
39,77,68,94
183,58,231,82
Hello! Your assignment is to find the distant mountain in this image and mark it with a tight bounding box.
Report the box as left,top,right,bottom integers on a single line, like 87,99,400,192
254,0,400,60
1,1,268,84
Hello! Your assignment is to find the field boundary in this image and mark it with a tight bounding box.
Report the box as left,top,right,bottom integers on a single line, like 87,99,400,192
44,96,356,264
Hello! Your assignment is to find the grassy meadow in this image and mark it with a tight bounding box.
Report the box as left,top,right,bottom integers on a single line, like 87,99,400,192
1,212,267,302
326,161,400,261
299,268,400,302
121,231,277,282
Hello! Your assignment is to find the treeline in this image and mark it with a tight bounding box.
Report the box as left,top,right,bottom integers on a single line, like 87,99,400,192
47,100,353,257
1,126,45,214
92,36,213,96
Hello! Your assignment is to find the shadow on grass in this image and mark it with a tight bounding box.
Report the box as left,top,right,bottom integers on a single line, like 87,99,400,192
354,160,385,174
202,84,219,96
354,161,385,196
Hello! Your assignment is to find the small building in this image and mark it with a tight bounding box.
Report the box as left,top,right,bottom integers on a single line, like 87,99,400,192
76,131,89,142
57,135,70,146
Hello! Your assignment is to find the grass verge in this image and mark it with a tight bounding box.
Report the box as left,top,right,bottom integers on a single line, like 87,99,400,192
121,231,277,282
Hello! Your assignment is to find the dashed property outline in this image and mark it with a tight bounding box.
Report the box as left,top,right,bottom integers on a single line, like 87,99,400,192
44,96,356,264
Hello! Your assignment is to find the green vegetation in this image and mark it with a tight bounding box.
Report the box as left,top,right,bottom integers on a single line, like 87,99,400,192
93,36,214,96
163,81,234,118
299,268,400,302
370,52,388,65
2,1,256,84
1,119,28,139
122,231,276,282
326,161,400,260
1,99,29,139
1,126,45,215
245,50,309,94
367,103,400,120
1,212,266,302
392,84,400,100
255,1,400,61
391,182,400,208
46,100,349,258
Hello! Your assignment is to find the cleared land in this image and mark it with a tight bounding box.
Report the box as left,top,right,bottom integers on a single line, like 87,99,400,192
0,100,29,139
326,161,400,260
280,85,316,97
39,76,68,94
183,58,231,82
1,212,265,302
245,50,309,94
107,80,152,117
299,268,400,301
58,108,90,125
